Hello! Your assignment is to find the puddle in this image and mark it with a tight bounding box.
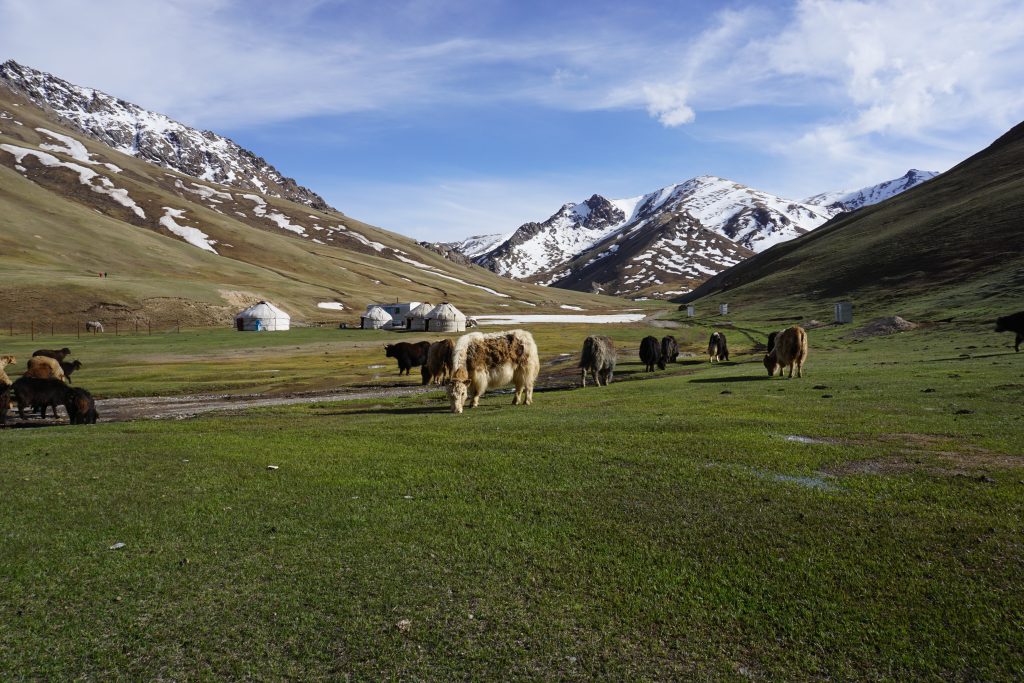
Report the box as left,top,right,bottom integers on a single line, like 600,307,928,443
784,435,831,445
770,473,837,491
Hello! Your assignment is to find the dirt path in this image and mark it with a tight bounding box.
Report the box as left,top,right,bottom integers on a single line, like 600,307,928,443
3,350,698,428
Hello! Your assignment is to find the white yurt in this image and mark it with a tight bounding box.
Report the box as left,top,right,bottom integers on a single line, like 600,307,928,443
235,301,291,331
404,302,433,331
425,302,467,332
361,306,394,330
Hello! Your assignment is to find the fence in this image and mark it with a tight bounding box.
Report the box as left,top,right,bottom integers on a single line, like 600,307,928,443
4,320,182,340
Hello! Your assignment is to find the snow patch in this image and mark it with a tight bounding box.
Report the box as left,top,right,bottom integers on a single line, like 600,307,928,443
159,207,218,253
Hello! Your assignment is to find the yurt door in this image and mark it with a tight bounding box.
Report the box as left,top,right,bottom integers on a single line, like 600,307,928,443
236,318,244,331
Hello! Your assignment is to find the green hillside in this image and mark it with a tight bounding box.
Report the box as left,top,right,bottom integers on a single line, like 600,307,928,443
677,122,1024,322
0,87,623,327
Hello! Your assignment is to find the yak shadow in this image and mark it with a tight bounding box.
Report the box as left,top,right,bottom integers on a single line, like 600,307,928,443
688,375,768,384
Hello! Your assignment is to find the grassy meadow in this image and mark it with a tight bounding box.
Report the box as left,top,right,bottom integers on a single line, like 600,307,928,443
2,313,1023,679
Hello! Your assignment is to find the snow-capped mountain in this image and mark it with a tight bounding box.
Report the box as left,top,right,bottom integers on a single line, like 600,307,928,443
463,170,939,298
803,169,938,214
446,232,514,259
472,176,834,296
0,60,331,210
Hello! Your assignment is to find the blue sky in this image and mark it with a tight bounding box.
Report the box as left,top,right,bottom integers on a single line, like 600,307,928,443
3,0,1024,241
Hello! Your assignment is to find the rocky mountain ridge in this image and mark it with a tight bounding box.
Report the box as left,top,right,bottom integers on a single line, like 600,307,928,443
459,171,938,298
0,60,332,210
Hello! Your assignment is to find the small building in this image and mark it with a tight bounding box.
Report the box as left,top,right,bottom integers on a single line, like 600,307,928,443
367,301,421,327
834,301,854,324
719,303,729,315
686,304,696,317
405,302,433,331
235,301,290,331
425,302,467,332
360,306,394,330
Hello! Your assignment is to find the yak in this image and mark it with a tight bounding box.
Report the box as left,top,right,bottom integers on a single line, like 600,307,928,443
384,341,431,376
764,326,808,378
660,336,680,365
579,335,616,387
640,336,663,372
447,330,539,413
995,311,1024,352
708,332,729,362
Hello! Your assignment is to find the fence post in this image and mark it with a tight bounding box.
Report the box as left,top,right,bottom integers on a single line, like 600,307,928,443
50,322,54,336
77,321,81,339
148,321,151,335
134,321,138,335
31,320,34,341
114,321,118,336
176,320,180,334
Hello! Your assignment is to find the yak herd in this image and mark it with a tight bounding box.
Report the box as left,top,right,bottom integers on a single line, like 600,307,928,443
0,347,97,425
4,308,1018,424
384,325,811,413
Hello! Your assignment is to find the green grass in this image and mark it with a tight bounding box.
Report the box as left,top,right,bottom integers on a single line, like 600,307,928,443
2,318,1022,679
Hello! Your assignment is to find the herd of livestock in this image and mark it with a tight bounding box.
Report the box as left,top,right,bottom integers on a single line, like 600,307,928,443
0,322,818,423
389,325,810,414
0,347,97,425
3,309,1018,424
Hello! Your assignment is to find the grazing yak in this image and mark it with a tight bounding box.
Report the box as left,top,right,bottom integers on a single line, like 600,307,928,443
708,332,729,362
65,387,98,424
660,336,680,364
32,347,72,362
995,311,1024,352
421,339,454,385
0,354,15,385
11,376,70,419
446,329,539,414
24,356,69,383
579,335,616,387
384,341,431,376
764,326,808,378
0,381,9,424
639,335,663,372
766,331,779,355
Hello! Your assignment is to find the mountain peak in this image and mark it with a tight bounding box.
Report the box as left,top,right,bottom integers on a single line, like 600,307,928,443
0,60,333,211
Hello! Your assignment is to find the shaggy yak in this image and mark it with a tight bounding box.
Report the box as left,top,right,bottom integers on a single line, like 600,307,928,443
11,376,70,419
708,332,729,362
32,347,72,362
0,381,9,424
639,335,663,372
421,339,454,385
446,329,539,414
384,341,431,376
65,387,98,424
763,326,808,378
995,311,1024,352
660,336,680,364
23,356,68,382
579,335,616,387
0,354,15,385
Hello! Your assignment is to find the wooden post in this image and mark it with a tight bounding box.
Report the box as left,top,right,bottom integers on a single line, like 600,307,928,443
77,321,81,339
50,322,54,336
134,321,138,335
148,321,151,336
114,321,118,336
176,320,180,334
30,320,34,340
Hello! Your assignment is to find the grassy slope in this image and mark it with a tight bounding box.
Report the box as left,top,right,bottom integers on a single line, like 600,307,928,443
1,313,1022,679
677,122,1024,321
0,89,620,325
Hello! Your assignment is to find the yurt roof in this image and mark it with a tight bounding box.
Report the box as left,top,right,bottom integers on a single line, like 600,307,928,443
407,302,433,317
237,300,290,319
426,302,466,320
362,306,393,321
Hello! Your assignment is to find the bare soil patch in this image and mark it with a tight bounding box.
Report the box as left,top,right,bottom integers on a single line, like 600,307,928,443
847,316,918,339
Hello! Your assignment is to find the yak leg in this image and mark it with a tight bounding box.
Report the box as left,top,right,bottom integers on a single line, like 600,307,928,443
581,368,587,388
1016,333,1022,352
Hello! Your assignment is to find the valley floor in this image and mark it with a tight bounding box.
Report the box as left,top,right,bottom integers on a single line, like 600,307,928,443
1,316,1022,679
